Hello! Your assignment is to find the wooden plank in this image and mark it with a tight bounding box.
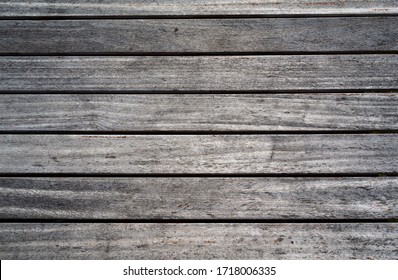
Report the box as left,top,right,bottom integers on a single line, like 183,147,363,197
0,134,397,174
1,93,398,131
1,55,397,91
0,1,397,17
1,223,396,259
1,17,397,54
1,177,397,219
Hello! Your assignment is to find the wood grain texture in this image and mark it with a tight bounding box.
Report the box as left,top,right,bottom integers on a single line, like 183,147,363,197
0,134,397,174
2,17,397,54
0,0,397,17
1,177,397,219
1,93,398,131
1,55,397,91
1,223,397,259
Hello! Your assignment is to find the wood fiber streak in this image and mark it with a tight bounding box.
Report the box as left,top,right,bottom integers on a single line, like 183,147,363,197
1,93,398,131
0,0,397,16
0,134,397,174
1,55,397,91
0,223,397,259
0,177,397,219
1,17,397,53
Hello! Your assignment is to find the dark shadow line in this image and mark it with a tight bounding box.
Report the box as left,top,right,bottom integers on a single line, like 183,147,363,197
1,51,398,56
0,89,397,94
0,14,397,20
0,173,396,178
0,218,396,223
0,130,398,135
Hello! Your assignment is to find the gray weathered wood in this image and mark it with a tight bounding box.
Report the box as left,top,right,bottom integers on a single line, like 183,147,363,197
1,0,397,17
1,93,398,131
1,223,397,259
1,55,397,91
1,177,397,219
0,134,397,173
1,17,397,54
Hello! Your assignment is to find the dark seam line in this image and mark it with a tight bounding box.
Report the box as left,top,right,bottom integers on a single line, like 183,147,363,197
0,14,397,20
0,219,396,223
0,89,397,94
0,173,396,178
1,51,398,56
0,130,397,135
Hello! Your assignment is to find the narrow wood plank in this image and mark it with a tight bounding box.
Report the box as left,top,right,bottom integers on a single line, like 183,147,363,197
1,0,397,17
1,177,396,219
1,93,398,131
1,55,397,91
2,17,397,54
0,134,397,174
1,223,396,259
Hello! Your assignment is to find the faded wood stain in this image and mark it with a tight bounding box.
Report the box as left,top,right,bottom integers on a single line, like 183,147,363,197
0,0,397,260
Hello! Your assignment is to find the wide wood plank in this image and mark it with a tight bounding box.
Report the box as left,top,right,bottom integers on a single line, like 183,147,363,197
1,93,398,131
1,223,396,259
0,134,397,174
1,0,397,17
2,17,397,54
1,177,397,219
1,55,397,91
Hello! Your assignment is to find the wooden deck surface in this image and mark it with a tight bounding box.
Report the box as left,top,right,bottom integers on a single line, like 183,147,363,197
0,0,397,259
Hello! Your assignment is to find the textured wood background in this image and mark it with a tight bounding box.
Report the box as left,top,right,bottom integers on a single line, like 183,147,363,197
0,0,397,259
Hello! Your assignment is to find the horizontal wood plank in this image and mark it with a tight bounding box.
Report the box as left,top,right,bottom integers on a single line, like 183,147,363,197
1,177,397,219
1,223,397,259
1,55,397,91
1,17,397,54
1,93,398,131
0,134,397,174
1,0,397,17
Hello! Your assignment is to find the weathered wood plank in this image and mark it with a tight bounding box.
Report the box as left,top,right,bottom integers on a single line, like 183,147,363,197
2,17,397,54
1,223,396,259
1,177,397,219
1,93,398,131
0,134,397,174
1,0,397,17
1,55,397,91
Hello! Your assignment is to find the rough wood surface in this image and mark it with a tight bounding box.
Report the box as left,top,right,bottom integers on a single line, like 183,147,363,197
1,17,397,54
1,55,397,91
1,0,397,262
1,93,398,131
1,177,397,219
1,223,397,259
0,134,397,174
0,0,397,17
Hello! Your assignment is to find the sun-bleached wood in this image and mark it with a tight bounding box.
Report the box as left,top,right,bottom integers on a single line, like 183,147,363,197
1,93,397,131
1,177,397,219
1,17,397,54
0,134,397,174
1,223,397,259
1,55,397,91
0,0,397,17
1,0,397,262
